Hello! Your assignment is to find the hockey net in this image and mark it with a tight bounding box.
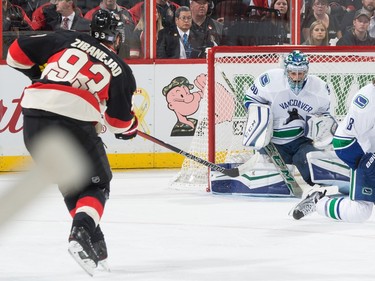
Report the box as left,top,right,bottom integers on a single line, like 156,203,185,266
170,46,375,191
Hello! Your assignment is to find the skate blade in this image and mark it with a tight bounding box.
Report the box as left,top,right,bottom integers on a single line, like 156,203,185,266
98,259,111,272
68,241,96,277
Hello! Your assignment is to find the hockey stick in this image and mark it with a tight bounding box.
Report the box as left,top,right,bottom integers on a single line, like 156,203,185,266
263,142,303,198
138,131,258,177
219,70,303,198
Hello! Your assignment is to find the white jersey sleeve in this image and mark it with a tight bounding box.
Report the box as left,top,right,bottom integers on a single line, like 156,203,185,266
334,82,375,154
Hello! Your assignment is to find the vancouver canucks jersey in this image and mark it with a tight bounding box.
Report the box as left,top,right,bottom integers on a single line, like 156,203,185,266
333,82,375,169
244,68,331,145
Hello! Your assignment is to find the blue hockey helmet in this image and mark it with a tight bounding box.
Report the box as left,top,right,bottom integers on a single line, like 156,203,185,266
284,50,309,95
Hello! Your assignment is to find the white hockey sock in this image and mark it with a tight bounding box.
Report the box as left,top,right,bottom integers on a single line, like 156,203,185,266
316,197,373,223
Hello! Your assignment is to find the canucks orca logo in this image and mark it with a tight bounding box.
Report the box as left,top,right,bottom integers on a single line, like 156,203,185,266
285,108,304,124
354,95,368,109
260,74,270,87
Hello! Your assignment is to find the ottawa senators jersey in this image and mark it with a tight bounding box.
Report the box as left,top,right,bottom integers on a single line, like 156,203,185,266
6,30,136,134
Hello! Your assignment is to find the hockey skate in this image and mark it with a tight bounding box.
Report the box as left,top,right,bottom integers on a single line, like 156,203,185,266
68,226,99,276
93,239,110,271
291,190,326,220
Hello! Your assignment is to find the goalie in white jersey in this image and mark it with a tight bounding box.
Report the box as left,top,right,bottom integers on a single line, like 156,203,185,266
243,50,331,186
292,79,375,222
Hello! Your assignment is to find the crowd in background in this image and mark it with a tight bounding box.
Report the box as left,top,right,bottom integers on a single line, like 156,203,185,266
2,0,375,59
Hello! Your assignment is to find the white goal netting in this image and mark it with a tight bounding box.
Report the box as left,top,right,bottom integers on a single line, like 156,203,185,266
171,46,375,191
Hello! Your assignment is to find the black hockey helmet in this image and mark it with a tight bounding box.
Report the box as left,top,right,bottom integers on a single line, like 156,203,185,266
90,9,125,45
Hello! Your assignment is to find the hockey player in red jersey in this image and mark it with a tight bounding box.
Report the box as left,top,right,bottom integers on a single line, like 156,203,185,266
6,9,138,276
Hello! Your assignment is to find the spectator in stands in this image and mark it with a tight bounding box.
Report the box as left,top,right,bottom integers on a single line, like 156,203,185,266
340,0,374,37
156,0,181,28
2,0,34,59
84,0,137,59
337,8,375,44
190,0,223,46
32,0,64,30
270,0,290,43
132,3,164,58
75,0,100,15
328,0,360,24
56,0,90,31
10,0,49,19
214,0,248,23
2,0,34,31
251,0,270,8
157,6,207,58
302,20,330,44
301,0,342,44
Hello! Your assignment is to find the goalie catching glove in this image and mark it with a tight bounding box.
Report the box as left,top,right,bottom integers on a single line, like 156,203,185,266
115,115,138,140
304,113,337,148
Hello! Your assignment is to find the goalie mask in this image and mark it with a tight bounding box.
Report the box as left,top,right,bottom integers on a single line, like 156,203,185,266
284,51,309,95
90,9,125,52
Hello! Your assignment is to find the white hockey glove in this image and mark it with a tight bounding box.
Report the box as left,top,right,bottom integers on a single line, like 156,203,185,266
304,113,338,148
243,104,273,150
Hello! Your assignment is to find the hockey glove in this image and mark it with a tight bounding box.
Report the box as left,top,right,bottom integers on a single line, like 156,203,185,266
115,116,138,140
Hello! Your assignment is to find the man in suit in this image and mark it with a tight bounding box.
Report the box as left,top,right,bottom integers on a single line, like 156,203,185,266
157,6,210,59
56,0,90,31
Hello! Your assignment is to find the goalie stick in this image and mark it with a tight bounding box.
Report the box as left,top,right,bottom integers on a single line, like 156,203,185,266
220,70,303,198
138,131,258,177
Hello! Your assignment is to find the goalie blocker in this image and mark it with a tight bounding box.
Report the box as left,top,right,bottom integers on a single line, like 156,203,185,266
243,104,273,150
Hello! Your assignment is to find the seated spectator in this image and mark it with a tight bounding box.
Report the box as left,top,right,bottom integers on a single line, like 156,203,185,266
214,0,248,23
222,6,283,45
2,0,34,31
301,0,342,44
328,0,361,24
157,6,208,58
75,0,100,14
337,8,375,45
132,2,164,58
251,0,270,8
84,0,137,59
2,0,34,59
270,0,290,43
10,0,50,19
56,0,90,31
131,0,180,27
302,20,329,45
156,0,180,28
32,0,82,30
340,0,375,37
190,0,223,46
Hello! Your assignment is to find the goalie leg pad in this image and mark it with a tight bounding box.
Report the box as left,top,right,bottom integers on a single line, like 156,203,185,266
307,151,350,194
243,104,273,150
210,162,293,197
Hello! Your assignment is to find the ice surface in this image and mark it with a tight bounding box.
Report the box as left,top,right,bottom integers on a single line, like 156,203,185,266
1,169,375,281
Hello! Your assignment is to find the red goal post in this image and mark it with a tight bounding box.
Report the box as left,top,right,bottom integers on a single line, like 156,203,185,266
171,46,375,191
